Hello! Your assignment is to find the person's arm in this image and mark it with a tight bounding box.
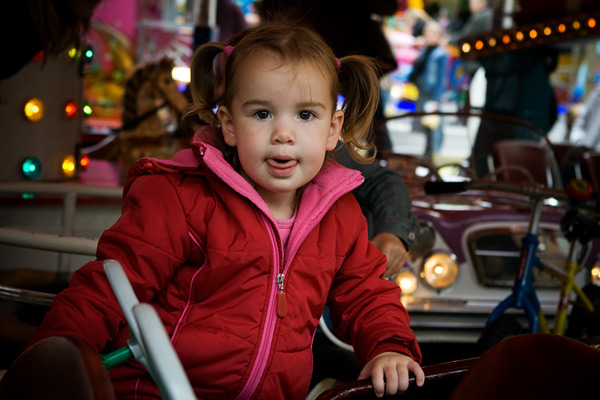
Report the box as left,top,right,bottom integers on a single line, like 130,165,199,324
334,146,419,277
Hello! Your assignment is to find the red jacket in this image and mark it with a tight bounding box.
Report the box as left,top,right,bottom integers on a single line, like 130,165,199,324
29,132,421,399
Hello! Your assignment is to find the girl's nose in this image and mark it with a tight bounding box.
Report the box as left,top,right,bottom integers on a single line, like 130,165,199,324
272,120,295,144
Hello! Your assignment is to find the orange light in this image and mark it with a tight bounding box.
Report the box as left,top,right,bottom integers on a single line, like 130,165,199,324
64,100,77,119
544,27,552,35
502,34,511,44
516,31,524,41
80,154,90,171
475,40,484,50
572,20,581,30
529,29,538,39
558,23,566,33
588,18,597,28
488,37,497,47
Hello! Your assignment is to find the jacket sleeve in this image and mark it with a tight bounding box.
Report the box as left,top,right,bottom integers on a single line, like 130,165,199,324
334,146,419,247
27,174,192,352
326,200,422,365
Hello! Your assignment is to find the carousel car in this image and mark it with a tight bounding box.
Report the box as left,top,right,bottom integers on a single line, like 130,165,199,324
379,111,600,345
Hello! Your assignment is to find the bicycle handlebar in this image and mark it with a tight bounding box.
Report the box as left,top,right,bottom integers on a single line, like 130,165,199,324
424,181,568,201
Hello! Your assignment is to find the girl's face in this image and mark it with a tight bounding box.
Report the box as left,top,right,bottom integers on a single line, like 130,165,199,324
218,55,343,217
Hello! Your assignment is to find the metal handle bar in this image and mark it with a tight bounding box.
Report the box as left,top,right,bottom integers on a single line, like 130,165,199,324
424,181,568,201
102,259,196,400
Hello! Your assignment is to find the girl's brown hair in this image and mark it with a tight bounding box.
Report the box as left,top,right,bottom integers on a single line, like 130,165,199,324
183,22,381,164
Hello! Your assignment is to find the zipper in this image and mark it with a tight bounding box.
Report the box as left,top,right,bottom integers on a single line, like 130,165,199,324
234,181,355,398
276,273,287,317
235,215,283,400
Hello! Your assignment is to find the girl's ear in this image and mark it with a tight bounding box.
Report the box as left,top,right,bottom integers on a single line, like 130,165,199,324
326,109,344,151
218,106,237,146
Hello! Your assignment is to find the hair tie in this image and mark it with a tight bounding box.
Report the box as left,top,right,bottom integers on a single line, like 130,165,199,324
223,45,235,56
335,58,341,69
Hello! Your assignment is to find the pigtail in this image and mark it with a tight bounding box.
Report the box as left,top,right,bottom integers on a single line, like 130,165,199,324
337,55,381,163
182,43,226,128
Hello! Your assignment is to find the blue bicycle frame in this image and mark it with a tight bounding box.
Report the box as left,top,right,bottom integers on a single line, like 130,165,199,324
486,198,549,333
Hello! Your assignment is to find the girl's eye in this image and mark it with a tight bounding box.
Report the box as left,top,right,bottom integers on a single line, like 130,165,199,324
253,110,271,119
298,111,314,120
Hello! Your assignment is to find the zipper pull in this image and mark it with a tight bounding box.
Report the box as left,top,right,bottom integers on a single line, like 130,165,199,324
276,273,287,317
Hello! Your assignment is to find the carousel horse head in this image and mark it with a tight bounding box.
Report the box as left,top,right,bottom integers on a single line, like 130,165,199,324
118,58,190,170
121,57,189,134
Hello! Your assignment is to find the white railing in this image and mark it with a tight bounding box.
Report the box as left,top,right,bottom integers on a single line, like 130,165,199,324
0,181,122,304
0,181,122,237
0,228,98,255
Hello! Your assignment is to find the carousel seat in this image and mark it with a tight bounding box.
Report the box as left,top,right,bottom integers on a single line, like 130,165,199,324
316,334,600,400
0,335,115,400
493,139,557,186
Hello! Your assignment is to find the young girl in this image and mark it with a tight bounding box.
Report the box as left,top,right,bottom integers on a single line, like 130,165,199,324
27,23,423,399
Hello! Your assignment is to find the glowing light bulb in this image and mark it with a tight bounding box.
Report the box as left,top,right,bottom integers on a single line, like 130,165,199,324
84,45,94,63
22,157,42,180
68,47,79,58
83,102,93,117
62,155,77,178
64,100,77,119
24,98,44,122
80,154,90,171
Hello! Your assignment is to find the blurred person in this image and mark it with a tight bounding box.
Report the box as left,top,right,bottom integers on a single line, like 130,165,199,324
452,0,493,39
569,84,600,152
408,20,449,159
449,0,558,177
450,0,493,78
193,0,248,48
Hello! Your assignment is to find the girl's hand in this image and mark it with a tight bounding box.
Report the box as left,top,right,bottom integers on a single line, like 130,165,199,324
358,352,424,398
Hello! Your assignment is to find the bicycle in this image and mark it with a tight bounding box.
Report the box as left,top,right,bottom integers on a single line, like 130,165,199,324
424,179,600,353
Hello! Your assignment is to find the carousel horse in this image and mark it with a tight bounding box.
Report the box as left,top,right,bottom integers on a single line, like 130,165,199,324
117,58,190,174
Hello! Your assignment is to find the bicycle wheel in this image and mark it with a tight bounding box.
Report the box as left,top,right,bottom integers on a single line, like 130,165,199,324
475,314,524,355
566,283,600,339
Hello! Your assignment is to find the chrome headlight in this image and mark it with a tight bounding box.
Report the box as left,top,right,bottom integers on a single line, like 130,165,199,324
409,222,436,261
394,268,418,295
421,251,459,290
